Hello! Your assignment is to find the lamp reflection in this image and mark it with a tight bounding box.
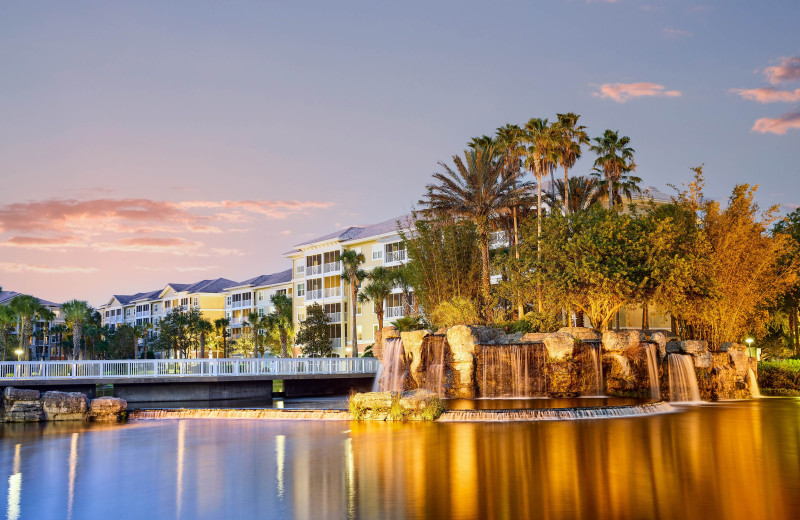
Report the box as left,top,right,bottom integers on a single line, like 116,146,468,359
67,433,79,520
7,443,21,520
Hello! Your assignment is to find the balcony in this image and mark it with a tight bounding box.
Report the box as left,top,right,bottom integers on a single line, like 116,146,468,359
331,338,342,350
135,311,150,318
231,317,244,326
323,286,342,298
385,250,406,263
326,312,342,323
306,289,323,301
386,306,404,318
323,261,341,274
306,264,323,276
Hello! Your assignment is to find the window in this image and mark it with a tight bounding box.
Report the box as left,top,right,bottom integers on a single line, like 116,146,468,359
165,300,171,309
276,289,287,297
105,311,109,317
297,307,306,322
296,263,304,274
356,301,362,315
116,309,121,316
180,298,188,307
153,303,159,312
357,325,363,341
297,283,305,297
226,296,231,306
351,246,362,255
126,309,132,317
258,291,264,302
193,297,199,307
372,245,383,261
258,308,264,317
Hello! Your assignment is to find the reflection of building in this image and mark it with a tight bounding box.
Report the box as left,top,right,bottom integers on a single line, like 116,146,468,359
0,290,65,359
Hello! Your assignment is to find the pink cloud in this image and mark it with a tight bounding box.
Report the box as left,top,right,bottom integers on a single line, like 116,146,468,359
732,87,800,103
594,82,682,103
751,112,800,135
764,56,800,85
0,263,98,274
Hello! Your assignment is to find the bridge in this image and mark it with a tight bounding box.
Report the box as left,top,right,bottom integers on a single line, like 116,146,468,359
0,358,380,402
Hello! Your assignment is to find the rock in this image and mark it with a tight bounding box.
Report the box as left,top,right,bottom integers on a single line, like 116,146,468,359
400,329,432,388
558,327,601,342
445,326,480,398
520,332,549,343
41,391,88,421
543,332,576,361
349,390,445,421
499,332,525,344
693,352,712,369
374,326,400,362
2,387,44,422
649,332,668,360
602,330,641,351
89,397,127,421
665,340,708,355
726,343,750,378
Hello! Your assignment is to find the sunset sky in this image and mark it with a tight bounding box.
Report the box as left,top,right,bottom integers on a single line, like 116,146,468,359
1,0,798,306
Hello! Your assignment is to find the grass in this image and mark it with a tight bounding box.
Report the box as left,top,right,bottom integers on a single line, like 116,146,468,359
348,390,366,421
420,395,446,421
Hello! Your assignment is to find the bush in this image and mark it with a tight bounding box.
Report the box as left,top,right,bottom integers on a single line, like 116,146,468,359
430,297,481,329
758,360,800,392
493,311,562,334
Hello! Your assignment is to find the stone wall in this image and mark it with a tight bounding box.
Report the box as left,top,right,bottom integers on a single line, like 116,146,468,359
1,387,127,423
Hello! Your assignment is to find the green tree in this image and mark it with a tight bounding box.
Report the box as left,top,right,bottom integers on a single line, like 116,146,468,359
358,266,395,330
542,176,602,213
196,318,213,358
773,208,800,354
589,129,636,210
0,305,17,361
214,317,230,358
295,304,332,357
34,307,55,360
245,310,263,357
423,146,529,316
62,299,92,360
266,293,294,358
9,294,44,360
340,249,366,357
553,112,590,215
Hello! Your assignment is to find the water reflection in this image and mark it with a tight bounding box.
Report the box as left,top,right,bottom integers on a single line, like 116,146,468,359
1,399,800,519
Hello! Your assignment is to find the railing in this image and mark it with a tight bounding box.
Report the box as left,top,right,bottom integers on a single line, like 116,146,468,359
306,289,323,301
306,264,323,276
231,317,244,325
386,306,404,318
385,250,406,263
323,287,341,298
326,312,342,323
323,261,341,274
0,357,380,381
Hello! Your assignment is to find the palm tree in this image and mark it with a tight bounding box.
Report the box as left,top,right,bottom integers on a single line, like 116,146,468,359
214,317,230,358
523,118,559,312
543,176,603,213
340,249,367,357
554,112,589,214
245,310,263,357
424,147,530,316
34,307,55,360
358,266,395,331
0,305,17,361
266,293,294,358
196,318,213,359
9,295,44,361
62,299,91,360
589,129,636,210
393,265,415,317
133,322,152,359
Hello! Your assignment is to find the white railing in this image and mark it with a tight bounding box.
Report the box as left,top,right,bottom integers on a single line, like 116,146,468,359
386,306,404,318
385,250,406,263
306,265,323,276
306,289,323,301
323,261,341,273
231,317,244,325
326,312,342,323
0,357,380,381
324,287,341,298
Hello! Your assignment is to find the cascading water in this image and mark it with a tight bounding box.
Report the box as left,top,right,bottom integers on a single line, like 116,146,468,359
644,343,661,400
437,402,674,421
748,368,761,398
130,409,352,420
478,344,547,398
587,344,604,396
668,354,700,402
378,338,407,392
422,335,447,396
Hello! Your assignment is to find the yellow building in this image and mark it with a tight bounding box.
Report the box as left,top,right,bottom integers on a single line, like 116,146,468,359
222,269,293,340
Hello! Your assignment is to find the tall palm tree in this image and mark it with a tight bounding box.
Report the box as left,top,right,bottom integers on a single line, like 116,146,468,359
214,317,230,358
62,299,91,360
34,307,55,360
589,129,636,210
392,265,415,317
340,249,367,357
245,310,263,357
358,266,395,331
424,146,531,315
542,176,603,213
9,295,44,361
266,293,293,358
196,318,213,358
0,305,17,361
554,112,589,214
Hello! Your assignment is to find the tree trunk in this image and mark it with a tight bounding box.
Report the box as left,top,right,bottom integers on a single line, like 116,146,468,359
200,334,205,358
563,164,570,215
479,226,491,319
72,321,83,360
536,176,543,313
280,328,288,358
641,303,649,330
223,332,228,359
351,281,358,358
377,310,384,332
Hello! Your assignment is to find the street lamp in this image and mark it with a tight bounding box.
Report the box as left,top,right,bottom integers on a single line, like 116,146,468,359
744,338,760,361
14,349,22,361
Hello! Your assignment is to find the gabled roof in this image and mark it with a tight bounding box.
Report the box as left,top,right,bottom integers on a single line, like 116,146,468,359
182,278,240,294
228,269,292,290
287,214,411,253
0,290,60,308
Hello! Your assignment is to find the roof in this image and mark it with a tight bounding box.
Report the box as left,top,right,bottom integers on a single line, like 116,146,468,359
287,214,412,253
229,269,292,290
0,290,61,308
181,278,240,294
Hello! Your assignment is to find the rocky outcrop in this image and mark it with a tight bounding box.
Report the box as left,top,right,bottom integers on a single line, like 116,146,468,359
374,326,400,362
543,332,576,361
446,325,480,398
558,327,601,342
666,340,707,355
349,390,445,421
89,397,128,421
0,387,127,422
400,329,432,388
42,391,88,421
602,330,641,351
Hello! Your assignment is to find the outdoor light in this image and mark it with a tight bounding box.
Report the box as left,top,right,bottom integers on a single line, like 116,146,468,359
744,338,760,361
14,349,22,361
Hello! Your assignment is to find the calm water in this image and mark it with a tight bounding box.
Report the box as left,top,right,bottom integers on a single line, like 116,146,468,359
2,398,800,519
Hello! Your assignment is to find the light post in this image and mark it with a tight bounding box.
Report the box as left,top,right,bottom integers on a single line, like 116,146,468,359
745,337,760,361
14,349,22,362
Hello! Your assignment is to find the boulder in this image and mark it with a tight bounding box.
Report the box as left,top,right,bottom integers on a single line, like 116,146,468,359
726,343,750,378
374,326,400,362
604,353,635,394
543,332,576,361
2,387,44,422
558,327,601,342
665,340,708,355
445,326,480,398
520,332,549,343
693,352,712,369
41,391,88,421
400,329,432,388
649,332,668,360
602,330,641,351
89,397,127,421
349,390,445,421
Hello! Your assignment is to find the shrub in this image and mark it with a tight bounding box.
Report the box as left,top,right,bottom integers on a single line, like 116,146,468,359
420,395,446,421
430,297,481,329
348,390,367,421
758,360,800,392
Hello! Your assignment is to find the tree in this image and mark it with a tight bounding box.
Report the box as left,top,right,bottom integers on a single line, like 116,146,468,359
553,112,590,215
0,305,16,361
340,249,366,357
196,318,213,358
392,264,415,317
214,317,230,358
542,176,602,213
295,304,332,357
245,310,263,357
423,146,530,317
266,293,294,358
34,307,55,360
358,266,395,331
62,300,92,360
9,295,44,360
589,129,636,210
133,322,150,359
774,208,800,354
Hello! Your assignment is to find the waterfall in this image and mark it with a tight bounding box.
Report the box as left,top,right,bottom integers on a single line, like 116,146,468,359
437,402,674,422
130,409,352,420
422,335,447,396
644,344,661,400
478,344,547,398
748,368,761,398
371,364,383,392
668,354,700,402
378,338,406,392
588,344,604,396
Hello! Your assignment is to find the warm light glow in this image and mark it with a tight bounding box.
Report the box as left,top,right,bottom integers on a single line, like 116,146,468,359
7,444,21,520
276,435,285,499
67,433,78,520
745,338,754,345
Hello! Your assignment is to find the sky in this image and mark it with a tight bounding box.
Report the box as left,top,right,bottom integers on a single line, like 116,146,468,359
1,0,798,306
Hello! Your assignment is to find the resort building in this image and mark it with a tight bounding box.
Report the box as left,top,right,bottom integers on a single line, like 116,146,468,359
222,269,293,340
0,289,65,359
